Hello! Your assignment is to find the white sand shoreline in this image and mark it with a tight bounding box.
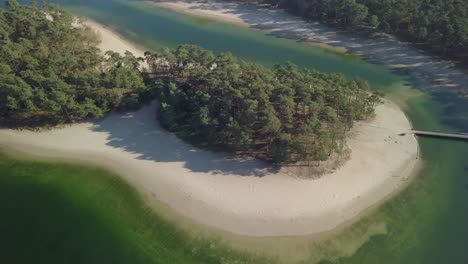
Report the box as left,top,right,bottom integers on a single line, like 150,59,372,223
0,18,420,237
83,19,146,57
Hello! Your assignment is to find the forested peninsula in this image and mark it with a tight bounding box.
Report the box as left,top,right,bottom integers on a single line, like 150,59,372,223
237,0,468,64
0,0,381,164
0,0,420,239
0,0,147,126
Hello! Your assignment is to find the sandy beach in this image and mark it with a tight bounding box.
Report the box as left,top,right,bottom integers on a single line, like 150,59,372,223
0,18,420,237
83,19,146,57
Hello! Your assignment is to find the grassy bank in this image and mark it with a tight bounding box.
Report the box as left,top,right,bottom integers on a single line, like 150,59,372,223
0,151,270,264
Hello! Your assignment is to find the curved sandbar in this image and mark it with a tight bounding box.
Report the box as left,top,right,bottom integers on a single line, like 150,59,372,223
0,20,420,237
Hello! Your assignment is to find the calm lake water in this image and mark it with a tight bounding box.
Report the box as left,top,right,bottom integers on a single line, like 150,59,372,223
10,0,468,263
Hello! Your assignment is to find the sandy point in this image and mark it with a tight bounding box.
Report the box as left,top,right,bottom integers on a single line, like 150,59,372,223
0,19,420,237
0,101,420,237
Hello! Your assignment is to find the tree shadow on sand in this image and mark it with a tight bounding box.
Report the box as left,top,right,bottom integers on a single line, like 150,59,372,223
91,101,279,177
97,0,468,175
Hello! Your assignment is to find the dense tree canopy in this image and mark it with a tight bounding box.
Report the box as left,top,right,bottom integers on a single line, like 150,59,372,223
238,0,468,61
1,1,381,164
145,45,381,163
0,0,146,126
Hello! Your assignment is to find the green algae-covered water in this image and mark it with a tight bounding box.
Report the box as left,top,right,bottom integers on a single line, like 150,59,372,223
0,152,272,264
2,0,468,263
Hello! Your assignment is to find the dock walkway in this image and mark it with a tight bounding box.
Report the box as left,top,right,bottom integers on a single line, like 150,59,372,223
409,130,468,140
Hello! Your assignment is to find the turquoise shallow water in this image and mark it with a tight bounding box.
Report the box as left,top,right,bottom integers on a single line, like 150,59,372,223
7,0,468,263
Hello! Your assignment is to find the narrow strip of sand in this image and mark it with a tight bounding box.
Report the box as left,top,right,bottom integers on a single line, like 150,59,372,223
83,19,145,57
0,19,420,237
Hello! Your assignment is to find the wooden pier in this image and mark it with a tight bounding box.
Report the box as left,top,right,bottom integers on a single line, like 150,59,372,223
406,130,468,140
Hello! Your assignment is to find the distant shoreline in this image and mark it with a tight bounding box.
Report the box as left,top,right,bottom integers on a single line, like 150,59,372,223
150,0,351,54
0,17,420,237
148,0,468,97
